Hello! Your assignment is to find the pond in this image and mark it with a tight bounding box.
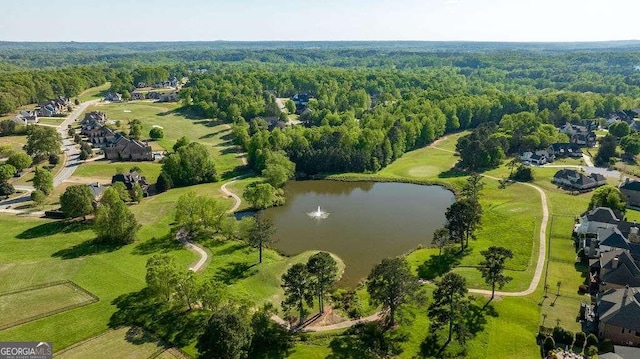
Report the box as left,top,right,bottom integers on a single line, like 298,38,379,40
262,180,455,286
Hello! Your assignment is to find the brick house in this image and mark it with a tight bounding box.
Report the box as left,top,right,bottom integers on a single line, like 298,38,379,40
597,286,640,346
104,135,153,161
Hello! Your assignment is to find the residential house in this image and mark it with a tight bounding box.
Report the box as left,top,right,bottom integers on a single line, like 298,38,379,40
552,169,607,191
104,135,153,161
36,96,69,117
596,286,640,346
13,111,38,125
591,249,640,290
130,91,145,101
620,178,640,208
136,82,147,88
146,91,160,100
559,122,597,147
111,171,150,195
104,92,122,102
158,92,178,102
521,150,553,165
547,143,583,158
82,111,108,126
292,93,311,107
169,76,179,88
83,126,117,147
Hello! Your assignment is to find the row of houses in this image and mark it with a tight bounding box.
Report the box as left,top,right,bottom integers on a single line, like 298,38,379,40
559,121,597,147
574,207,640,346
37,96,70,117
130,91,178,102
136,76,180,89
79,111,153,161
520,143,584,165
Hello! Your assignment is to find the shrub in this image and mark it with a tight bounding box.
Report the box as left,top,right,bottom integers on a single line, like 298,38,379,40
586,333,598,347
553,326,573,345
48,154,59,165
149,127,164,140
578,284,589,294
543,336,556,354
511,164,534,182
587,345,598,357
30,189,46,207
0,181,15,196
574,332,586,348
599,338,614,353
155,171,173,193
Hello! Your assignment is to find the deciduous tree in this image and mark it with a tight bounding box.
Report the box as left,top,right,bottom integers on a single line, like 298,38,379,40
145,254,178,301
33,167,53,195
6,152,32,172
174,192,229,239
589,185,626,212
197,305,252,359
93,187,140,244
24,126,62,160
60,184,94,219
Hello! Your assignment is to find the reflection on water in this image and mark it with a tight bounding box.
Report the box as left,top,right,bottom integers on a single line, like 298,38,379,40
263,181,455,286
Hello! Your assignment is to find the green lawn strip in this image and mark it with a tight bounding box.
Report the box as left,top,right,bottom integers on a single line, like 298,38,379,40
37,117,66,126
77,83,111,103
55,327,165,359
72,161,162,183
0,283,95,330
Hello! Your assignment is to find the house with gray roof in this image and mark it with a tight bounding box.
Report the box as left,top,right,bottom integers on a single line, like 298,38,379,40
597,286,640,346
591,249,640,290
552,169,607,191
13,110,38,125
620,178,640,208
548,143,583,158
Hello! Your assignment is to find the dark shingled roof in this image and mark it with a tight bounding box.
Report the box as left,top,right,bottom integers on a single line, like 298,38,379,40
581,207,623,224
601,231,631,251
599,287,640,332
621,180,640,192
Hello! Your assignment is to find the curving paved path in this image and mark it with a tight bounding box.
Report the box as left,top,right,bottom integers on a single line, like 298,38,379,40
185,241,208,272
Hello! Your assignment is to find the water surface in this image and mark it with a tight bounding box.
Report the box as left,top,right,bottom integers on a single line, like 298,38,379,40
263,181,455,286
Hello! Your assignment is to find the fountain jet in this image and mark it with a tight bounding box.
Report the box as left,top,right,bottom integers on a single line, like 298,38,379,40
307,206,329,219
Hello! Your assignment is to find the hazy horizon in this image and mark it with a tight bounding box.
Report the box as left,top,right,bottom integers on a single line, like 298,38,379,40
2,0,640,42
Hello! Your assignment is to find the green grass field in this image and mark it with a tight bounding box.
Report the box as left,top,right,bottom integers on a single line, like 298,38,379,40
77,83,111,103
72,161,162,183
1,135,27,153
0,282,96,330
83,102,243,174
37,118,66,126
55,327,166,359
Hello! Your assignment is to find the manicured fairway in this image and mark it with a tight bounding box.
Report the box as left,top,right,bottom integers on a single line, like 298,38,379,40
56,327,165,359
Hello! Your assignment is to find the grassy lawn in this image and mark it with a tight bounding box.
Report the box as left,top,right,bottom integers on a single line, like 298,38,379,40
77,83,111,103
72,160,162,183
56,327,165,359
37,117,66,126
0,282,96,330
83,102,243,174
1,135,27,153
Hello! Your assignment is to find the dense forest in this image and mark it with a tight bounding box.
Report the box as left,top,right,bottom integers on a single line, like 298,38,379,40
2,42,640,175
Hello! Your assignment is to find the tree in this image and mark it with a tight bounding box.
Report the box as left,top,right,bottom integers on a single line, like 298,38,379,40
281,263,315,326
461,173,484,202
6,152,32,172
33,167,53,195
199,277,226,311
30,189,46,208
131,183,144,203
589,185,626,212
174,192,229,239
285,99,296,114
595,134,618,166
249,304,293,358
428,272,469,353
445,198,482,251
307,252,338,314
511,164,534,182
149,127,164,140
196,305,252,359
0,119,18,136
175,269,198,310
609,121,630,138
60,184,94,219
620,133,640,157
262,151,296,188
162,142,219,187
111,181,131,202
155,171,173,193
24,125,62,160
0,164,16,181
0,181,15,196
145,254,178,301
246,212,277,264
129,119,142,140
121,89,131,101
173,136,191,152
78,150,89,161
93,187,140,244
243,183,285,209
478,246,513,306
433,227,451,256
366,257,418,327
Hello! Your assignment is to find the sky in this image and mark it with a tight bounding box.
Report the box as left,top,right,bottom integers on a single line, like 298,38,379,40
1,0,639,42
